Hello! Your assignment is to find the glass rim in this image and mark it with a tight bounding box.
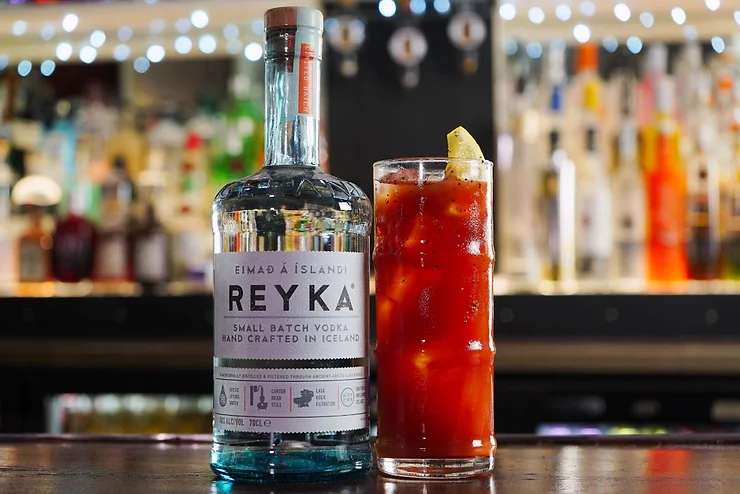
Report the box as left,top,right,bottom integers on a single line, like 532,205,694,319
373,157,494,168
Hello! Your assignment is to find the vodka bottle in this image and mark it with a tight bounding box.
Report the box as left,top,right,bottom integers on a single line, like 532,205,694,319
210,6,372,483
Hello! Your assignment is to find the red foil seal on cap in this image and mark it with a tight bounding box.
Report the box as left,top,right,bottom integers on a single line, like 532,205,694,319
265,6,324,32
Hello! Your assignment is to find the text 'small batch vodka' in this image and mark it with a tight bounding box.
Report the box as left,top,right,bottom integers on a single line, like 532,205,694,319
210,7,372,483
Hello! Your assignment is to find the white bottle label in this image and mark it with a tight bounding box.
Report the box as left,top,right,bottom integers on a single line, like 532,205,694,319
134,233,168,282
213,366,368,433
0,234,16,286
19,242,45,282
213,251,367,361
578,187,612,258
96,236,128,279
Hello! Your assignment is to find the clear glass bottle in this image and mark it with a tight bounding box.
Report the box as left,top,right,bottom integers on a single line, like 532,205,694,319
724,131,740,279
499,64,539,281
611,77,646,282
687,125,721,280
541,128,576,284
17,205,52,287
576,127,612,280
132,199,170,293
210,7,372,483
540,82,576,284
0,159,16,293
94,156,133,283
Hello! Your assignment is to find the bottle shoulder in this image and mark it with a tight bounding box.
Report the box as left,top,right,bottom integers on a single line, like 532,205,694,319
213,166,371,214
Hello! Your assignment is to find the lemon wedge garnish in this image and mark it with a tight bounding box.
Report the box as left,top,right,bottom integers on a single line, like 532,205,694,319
445,126,486,180
447,126,484,160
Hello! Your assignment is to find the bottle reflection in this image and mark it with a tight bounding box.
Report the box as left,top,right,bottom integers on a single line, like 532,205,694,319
555,445,582,494
646,449,692,494
377,474,495,494
211,475,496,494
211,478,371,494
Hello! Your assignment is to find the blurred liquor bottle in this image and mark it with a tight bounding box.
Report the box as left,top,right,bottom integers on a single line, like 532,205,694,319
42,100,77,190
51,185,96,283
93,156,133,283
17,205,52,292
0,157,16,293
170,133,210,284
211,73,264,184
686,126,721,280
723,130,740,278
132,198,169,294
611,75,646,281
106,107,147,182
646,79,688,283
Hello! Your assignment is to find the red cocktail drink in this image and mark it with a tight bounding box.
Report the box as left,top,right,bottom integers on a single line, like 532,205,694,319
373,158,495,478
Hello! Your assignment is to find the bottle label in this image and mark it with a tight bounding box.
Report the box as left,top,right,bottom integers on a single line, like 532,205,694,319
54,231,94,279
617,240,645,278
614,182,645,244
213,366,368,433
134,233,168,282
213,251,367,360
298,43,314,116
0,235,15,286
19,241,45,282
578,188,612,258
96,236,128,279
287,30,320,121
648,174,684,248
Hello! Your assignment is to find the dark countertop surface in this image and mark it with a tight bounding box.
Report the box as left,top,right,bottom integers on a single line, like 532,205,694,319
2,434,740,493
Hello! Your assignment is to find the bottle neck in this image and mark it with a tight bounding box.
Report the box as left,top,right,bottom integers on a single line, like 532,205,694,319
619,122,637,165
67,187,86,217
264,25,322,167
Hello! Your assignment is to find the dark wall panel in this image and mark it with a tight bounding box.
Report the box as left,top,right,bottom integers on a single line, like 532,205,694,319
325,5,494,197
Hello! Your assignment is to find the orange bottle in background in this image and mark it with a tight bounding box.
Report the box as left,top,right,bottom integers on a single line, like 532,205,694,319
646,79,688,283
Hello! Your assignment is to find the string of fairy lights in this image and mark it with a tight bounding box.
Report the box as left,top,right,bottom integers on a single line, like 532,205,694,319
3,1,738,78
499,0,740,59
0,6,268,77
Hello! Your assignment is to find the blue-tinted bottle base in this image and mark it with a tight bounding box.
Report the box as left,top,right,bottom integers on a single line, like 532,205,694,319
210,444,373,483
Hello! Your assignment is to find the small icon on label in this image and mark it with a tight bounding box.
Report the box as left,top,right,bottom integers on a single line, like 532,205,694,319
218,385,228,407
250,385,269,410
293,389,314,408
341,387,355,407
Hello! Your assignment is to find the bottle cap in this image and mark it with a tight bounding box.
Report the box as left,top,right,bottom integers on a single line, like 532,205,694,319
265,7,324,32
576,43,598,72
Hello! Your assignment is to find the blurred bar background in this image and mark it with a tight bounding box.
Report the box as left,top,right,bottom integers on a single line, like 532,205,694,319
3,0,740,438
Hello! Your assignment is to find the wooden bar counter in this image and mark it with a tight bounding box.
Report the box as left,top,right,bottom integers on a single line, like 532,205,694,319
2,435,740,493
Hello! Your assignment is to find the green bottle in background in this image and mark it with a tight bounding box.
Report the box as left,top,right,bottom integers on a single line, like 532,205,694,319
212,73,264,184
